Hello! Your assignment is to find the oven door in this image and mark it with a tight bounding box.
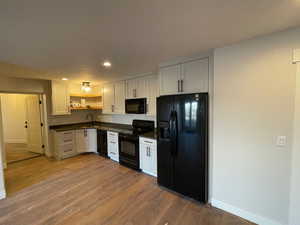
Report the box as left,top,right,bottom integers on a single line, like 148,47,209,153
119,134,140,170
125,98,146,114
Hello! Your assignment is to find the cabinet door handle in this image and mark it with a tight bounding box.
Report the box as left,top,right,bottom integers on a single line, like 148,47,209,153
178,80,180,93
180,80,183,92
133,89,137,98
64,149,73,153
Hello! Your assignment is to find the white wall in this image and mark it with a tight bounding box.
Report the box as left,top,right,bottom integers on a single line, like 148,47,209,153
48,110,102,126
212,28,300,225
97,114,156,125
0,98,6,199
289,63,300,225
0,94,28,143
0,76,48,94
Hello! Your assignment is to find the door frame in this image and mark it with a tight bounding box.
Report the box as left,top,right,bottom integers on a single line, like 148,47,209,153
0,92,49,167
0,92,49,199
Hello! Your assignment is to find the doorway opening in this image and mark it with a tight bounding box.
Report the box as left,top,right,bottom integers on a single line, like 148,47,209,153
0,93,45,164
0,92,50,197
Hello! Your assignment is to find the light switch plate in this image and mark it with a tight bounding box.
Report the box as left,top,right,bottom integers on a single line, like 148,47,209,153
276,136,287,147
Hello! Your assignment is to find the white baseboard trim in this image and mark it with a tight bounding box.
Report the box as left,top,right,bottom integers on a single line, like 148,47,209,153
0,188,6,200
211,199,283,225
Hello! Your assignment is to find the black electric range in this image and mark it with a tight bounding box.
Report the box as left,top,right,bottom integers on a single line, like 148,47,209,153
119,120,155,170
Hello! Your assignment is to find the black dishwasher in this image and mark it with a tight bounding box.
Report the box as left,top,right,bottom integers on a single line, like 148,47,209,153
97,130,108,157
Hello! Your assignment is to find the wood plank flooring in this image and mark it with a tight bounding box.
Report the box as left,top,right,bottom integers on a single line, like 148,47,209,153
1,154,255,225
5,143,41,164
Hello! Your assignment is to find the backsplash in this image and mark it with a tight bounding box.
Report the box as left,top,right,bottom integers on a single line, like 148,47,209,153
48,110,156,127
48,110,102,126
97,114,156,126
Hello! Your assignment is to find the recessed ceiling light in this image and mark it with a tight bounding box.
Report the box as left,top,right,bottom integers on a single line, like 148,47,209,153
62,78,68,81
103,61,111,68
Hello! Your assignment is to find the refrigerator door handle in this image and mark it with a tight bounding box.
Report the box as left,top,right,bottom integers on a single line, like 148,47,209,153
173,110,178,156
169,110,175,156
169,111,173,137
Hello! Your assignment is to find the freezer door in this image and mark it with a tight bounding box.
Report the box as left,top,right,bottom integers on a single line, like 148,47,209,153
173,93,208,202
157,95,175,189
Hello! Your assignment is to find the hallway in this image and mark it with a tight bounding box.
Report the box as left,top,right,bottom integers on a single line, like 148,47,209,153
5,143,41,164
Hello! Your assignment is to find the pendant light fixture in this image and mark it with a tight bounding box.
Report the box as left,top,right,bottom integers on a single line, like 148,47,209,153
81,82,92,92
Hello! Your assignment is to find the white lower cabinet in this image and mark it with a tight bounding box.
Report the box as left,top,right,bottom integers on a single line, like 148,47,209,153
75,129,97,153
107,131,119,162
139,137,157,177
53,130,78,160
53,128,97,160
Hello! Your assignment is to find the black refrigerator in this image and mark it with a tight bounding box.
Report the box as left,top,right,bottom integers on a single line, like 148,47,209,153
157,93,208,203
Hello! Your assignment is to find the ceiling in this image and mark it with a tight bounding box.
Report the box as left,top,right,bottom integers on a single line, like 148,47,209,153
1,0,300,84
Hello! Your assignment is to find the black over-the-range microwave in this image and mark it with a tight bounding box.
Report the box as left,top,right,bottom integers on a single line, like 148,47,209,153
125,98,147,114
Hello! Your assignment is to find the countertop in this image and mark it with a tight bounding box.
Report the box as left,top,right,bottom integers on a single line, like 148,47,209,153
49,121,157,140
139,131,157,140
49,122,132,133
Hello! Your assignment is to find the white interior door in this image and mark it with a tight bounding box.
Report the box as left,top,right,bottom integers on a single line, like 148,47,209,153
0,94,27,143
25,95,43,154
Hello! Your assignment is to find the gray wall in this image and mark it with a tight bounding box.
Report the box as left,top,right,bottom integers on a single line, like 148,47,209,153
212,28,300,225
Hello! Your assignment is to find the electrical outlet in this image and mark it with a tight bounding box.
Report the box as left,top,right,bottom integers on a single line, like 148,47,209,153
276,136,287,147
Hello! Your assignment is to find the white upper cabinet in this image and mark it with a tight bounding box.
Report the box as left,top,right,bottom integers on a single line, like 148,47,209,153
125,74,158,115
114,81,125,114
126,79,138,99
145,75,158,116
51,80,70,115
103,74,158,115
181,58,209,93
103,83,115,114
103,81,125,114
159,64,181,96
159,57,209,95
126,77,147,99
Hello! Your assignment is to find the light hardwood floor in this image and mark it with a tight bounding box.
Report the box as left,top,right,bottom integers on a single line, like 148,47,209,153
5,143,41,164
1,154,255,225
